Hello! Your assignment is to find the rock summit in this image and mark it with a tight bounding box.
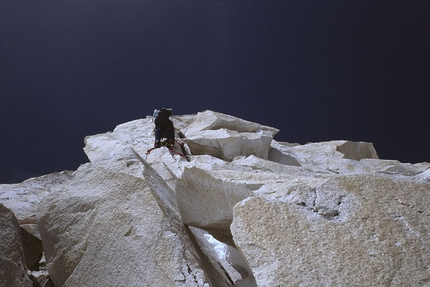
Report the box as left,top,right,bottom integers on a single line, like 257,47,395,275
1,110,429,287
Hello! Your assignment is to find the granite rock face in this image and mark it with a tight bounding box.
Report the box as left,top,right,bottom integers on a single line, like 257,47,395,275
182,110,278,161
37,163,233,287
1,110,429,286
0,204,33,287
231,176,430,287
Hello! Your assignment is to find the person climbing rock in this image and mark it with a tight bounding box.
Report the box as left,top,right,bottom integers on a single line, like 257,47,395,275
152,108,174,149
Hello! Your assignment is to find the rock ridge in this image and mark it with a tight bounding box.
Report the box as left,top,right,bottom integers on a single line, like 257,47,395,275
1,110,429,287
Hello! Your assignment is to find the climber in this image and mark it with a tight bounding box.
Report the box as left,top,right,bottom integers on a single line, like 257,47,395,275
152,108,175,149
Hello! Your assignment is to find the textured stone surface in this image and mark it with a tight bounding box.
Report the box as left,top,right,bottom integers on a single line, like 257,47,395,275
0,171,73,223
176,155,331,244
231,175,430,287
182,110,278,161
182,110,279,137
272,140,430,176
2,110,430,286
177,166,254,242
0,204,32,287
21,227,43,271
183,129,274,161
37,163,233,287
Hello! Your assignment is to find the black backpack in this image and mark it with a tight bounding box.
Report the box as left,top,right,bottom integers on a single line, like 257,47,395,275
153,108,173,126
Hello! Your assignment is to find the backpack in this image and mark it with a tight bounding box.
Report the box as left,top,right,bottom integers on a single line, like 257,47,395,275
153,108,173,126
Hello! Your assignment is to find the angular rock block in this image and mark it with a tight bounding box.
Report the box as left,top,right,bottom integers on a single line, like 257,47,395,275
184,129,273,161
0,204,32,287
4,110,430,287
37,164,233,287
285,140,378,165
182,110,278,161
0,171,73,224
272,140,418,175
231,175,430,287
182,110,279,137
335,141,379,160
268,146,301,166
177,166,254,242
21,227,43,271
176,155,329,244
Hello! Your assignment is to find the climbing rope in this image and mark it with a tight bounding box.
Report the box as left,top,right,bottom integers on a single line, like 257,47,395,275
19,219,37,225
147,148,170,164
41,278,50,287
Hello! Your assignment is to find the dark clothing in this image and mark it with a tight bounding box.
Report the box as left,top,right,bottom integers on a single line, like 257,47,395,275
154,114,172,127
154,118,174,147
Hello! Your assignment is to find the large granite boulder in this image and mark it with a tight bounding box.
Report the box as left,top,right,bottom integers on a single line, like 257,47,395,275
176,155,332,244
0,204,33,287
182,110,278,161
0,171,73,225
176,166,254,243
181,110,279,137
0,171,73,286
272,140,428,176
231,174,430,287
37,162,233,287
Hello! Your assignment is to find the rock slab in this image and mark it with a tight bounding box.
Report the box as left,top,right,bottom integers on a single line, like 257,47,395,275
231,175,430,287
37,163,233,287
0,204,33,287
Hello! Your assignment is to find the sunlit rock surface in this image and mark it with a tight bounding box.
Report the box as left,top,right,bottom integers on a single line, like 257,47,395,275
1,110,429,287
231,176,430,286
182,110,278,161
37,163,233,287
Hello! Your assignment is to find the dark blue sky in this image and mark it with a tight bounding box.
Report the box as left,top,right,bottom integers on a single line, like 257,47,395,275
1,0,429,183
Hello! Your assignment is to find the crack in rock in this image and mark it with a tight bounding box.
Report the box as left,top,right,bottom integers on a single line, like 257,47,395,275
397,199,429,217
